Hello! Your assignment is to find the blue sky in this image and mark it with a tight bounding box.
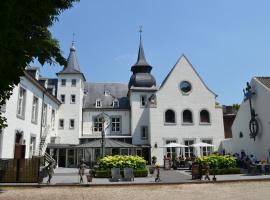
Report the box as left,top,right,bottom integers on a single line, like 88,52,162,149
35,0,270,105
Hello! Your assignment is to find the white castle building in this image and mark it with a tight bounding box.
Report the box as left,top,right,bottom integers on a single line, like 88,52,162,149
0,35,225,167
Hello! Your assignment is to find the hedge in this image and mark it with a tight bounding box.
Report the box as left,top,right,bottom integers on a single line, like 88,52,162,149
196,154,237,169
98,155,146,170
95,168,148,178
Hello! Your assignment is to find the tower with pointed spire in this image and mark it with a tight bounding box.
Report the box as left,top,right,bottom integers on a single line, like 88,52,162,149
129,29,157,155
128,29,156,89
56,40,85,145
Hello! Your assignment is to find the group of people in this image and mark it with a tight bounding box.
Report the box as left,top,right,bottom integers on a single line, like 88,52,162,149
42,159,88,184
233,152,258,169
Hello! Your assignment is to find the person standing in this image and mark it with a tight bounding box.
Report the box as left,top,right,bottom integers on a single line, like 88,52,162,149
46,161,54,184
204,162,210,181
78,159,87,183
155,164,161,182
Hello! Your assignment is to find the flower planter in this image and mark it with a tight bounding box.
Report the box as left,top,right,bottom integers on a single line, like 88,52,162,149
149,167,155,174
86,175,93,182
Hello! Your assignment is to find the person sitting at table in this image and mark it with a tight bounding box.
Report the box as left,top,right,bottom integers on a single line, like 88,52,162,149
250,154,257,165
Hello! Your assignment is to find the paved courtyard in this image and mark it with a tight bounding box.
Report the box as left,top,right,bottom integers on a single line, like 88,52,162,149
37,167,270,185
1,181,270,200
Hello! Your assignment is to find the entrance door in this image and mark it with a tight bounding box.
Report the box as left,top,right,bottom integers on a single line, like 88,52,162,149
142,148,150,164
58,149,66,167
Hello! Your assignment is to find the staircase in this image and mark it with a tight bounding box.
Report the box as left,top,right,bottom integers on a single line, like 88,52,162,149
37,125,56,166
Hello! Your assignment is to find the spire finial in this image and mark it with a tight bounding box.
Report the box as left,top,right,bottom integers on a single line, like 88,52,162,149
70,33,76,51
139,26,143,43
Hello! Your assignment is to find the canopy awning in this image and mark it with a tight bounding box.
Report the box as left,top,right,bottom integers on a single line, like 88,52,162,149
160,142,188,148
189,142,214,147
76,139,138,148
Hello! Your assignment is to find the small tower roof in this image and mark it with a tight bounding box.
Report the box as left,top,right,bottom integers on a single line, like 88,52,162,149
128,28,156,89
131,28,152,73
58,42,81,74
57,38,86,80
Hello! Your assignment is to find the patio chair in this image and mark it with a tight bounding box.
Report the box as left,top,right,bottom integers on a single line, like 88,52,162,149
123,168,134,181
247,165,260,175
110,168,122,182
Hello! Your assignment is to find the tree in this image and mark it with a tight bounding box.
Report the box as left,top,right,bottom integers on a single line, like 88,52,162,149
0,0,79,128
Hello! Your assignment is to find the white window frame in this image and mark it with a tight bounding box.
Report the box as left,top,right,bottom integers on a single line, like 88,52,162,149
31,96,39,124
140,95,147,107
93,116,103,132
111,116,121,133
51,109,55,130
60,94,65,103
17,87,26,119
71,79,77,87
113,99,119,108
61,79,66,86
201,139,213,156
59,119,64,129
70,94,76,104
69,119,75,129
42,104,48,127
141,126,148,140
29,135,36,158
96,99,102,108
184,139,195,158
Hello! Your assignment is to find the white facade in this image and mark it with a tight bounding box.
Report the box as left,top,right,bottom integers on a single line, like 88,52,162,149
0,73,60,158
0,41,225,167
56,74,84,144
222,77,270,161
149,56,224,164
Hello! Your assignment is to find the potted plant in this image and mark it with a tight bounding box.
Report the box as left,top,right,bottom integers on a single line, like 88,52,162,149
87,168,96,182
172,152,178,170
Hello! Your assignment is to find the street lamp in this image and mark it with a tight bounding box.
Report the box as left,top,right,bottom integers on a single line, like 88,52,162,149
96,112,111,158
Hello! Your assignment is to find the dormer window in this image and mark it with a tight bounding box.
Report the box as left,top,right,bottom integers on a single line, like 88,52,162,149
96,99,102,108
104,90,110,96
113,99,119,108
140,95,147,107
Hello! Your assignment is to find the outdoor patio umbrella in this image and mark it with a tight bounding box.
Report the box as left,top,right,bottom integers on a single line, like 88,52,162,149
160,142,188,148
189,142,214,156
160,142,188,157
189,142,214,147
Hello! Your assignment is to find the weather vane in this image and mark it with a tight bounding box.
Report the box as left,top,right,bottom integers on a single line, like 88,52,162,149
72,33,75,45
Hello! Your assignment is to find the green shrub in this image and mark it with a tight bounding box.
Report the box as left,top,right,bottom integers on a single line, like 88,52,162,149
134,168,148,177
98,155,147,170
95,169,110,178
196,154,236,169
209,168,241,175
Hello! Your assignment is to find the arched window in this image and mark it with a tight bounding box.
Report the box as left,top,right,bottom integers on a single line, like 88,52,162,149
183,109,193,123
165,109,176,123
200,110,210,123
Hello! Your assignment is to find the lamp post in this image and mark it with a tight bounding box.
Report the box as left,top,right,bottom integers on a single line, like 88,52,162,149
96,112,111,158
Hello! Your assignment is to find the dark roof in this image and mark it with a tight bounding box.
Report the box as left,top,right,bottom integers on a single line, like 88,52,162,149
256,77,270,89
128,35,156,89
83,82,130,109
47,143,76,149
57,43,86,80
76,139,137,148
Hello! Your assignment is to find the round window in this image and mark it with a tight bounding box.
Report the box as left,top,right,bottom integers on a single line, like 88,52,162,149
180,81,192,93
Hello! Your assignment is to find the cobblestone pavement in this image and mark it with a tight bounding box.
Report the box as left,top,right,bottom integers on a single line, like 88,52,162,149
1,181,270,200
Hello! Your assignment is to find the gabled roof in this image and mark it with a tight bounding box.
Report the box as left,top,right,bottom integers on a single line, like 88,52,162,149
255,77,270,90
76,139,137,148
83,82,130,109
159,54,217,97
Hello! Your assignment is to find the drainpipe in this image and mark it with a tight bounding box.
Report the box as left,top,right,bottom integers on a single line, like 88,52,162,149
39,92,45,155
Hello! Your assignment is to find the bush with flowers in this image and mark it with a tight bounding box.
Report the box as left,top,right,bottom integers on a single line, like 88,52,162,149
195,154,236,169
98,155,147,170
95,155,148,177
